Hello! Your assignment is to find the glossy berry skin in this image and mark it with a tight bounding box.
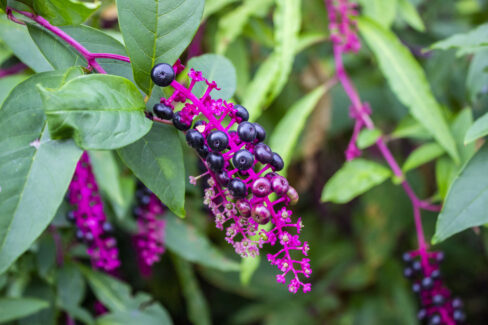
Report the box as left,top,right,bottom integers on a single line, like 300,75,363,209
412,261,422,272
421,277,434,290
237,121,257,142
66,211,75,223
432,294,445,306
251,177,272,197
403,267,414,278
173,112,191,131
186,129,204,149
254,143,273,164
197,145,210,159
271,152,284,171
151,63,175,87
431,269,441,279
271,176,289,196
102,222,113,233
453,310,466,322
206,152,224,172
417,309,427,320
215,170,230,186
233,149,254,171
234,104,249,122
207,131,229,152
235,199,251,217
153,103,173,120
412,283,421,293
452,298,463,309
402,252,412,263
254,123,266,142
229,179,247,198
251,203,271,225
429,315,442,325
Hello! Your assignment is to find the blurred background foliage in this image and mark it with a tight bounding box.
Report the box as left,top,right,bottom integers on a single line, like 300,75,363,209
1,0,488,324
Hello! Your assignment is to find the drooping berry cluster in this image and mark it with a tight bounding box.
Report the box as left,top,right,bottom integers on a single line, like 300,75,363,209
133,184,166,269
149,61,311,293
326,0,361,53
66,152,120,271
403,250,466,324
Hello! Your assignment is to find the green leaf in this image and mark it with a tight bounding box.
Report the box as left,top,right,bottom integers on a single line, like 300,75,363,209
397,0,425,32
240,255,260,286
357,128,382,149
321,159,392,204
117,0,204,94
0,74,29,106
0,70,83,274
164,213,240,271
357,17,459,163
172,255,211,325
433,143,488,243
203,0,239,19
56,262,85,308
188,54,236,100
391,115,432,140
117,124,185,217
269,85,326,171
466,49,488,102
436,157,458,200
33,0,100,26
451,108,474,162
97,309,171,325
357,0,397,28
465,112,488,144
0,298,49,323
0,16,52,72
402,143,445,172
431,23,488,55
38,74,151,150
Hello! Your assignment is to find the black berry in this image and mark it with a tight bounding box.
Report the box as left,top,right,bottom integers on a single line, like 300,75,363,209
215,170,230,186
76,229,84,240
417,309,427,320
453,310,466,322
237,121,257,142
151,63,175,87
153,103,173,120
207,131,229,152
402,252,412,263
206,152,224,172
412,283,421,293
270,152,284,171
197,144,210,159
229,178,247,198
421,277,434,290
429,315,441,325
403,267,414,278
412,260,422,272
173,111,191,131
432,294,445,306
254,143,273,164
234,104,249,122
66,211,76,223
103,222,113,233
431,269,441,279
254,123,266,142
186,129,204,149
452,298,463,309
233,149,254,171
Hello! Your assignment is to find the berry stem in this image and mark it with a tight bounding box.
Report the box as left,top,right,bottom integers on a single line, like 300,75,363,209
0,62,27,78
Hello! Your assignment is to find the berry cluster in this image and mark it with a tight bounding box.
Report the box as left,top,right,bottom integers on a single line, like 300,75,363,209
133,184,166,269
149,61,311,293
66,152,120,271
403,250,466,324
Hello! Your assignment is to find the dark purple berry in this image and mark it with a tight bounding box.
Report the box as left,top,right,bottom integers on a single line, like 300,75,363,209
186,129,204,149
251,203,271,225
237,121,257,142
140,194,150,205
254,123,266,142
432,294,445,306
251,177,272,197
430,269,441,280
153,103,173,120
66,211,76,223
76,229,84,240
133,206,142,217
206,152,224,172
151,63,175,87
207,131,229,152
265,172,279,180
271,176,289,196
402,252,412,263
403,267,414,278
215,170,230,186
173,111,191,131
236,199,251,217
270,152,284,171
233,149,254,171
417,309,427,320
85,232,94,243
435,251,444,263
254,143,273,164
103,222,113,233
229,179,247,198
421,277,434,290
429,314,441,325
197,145,210,159
412,283,421,293
452,298,463,309
453,310,466,322
412,260,422,272
234,104,249,122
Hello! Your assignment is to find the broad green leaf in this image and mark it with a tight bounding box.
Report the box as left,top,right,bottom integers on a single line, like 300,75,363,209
451,108,474,162
436,157,458,201
117,0,204,94
33,0,100,26
269,85,326,171
97,309,172,325
0,70,83,274
358,0,397,28
240,255,260,286
36,235,56,280
0,74,29,106
0,298,49,323
118,124,185,217
172,255,211,325
0,16,52,72
0,40,12,63
466,49,488,102
431,23,488,55
433,144,488,243
39,74,151,150
358,17,459,163
391,115,432,140
321,159,392,204
357,128,382,149
164,213,240,271
397,0,425,32
402,143,445,172
203,0,239,19
188,54,237,100
56,262,85,308
465,112,488,144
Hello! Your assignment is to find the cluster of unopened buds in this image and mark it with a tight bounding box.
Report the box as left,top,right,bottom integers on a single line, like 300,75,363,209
66,152,120,271
403,250,466,324
147,61,311,293
326,0,361,53
133,184,166,270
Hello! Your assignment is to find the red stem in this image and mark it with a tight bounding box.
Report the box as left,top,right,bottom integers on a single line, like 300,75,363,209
0,62,27,78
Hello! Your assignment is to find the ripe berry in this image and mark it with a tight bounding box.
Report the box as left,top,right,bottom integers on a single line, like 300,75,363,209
76,229,84,240
251,177,272,197
254,123,266,142
412,283,421,293
66,211,75,223
197,145,210,159
271,176,289,196
287,186,299,205
234,104,249,122
236,199,251,217
254,143,273,164
103,222,113,233
186,129,204,149
207,131,229,152
453,310,466,322
402,252,412,263
452,298,463,309
252,203,271,225
403,267,414,278
431,269,441,279
173,111,191,131
151,63,175,87
421,277,434,290
435,251,444,263
412,261,422,272
140,195,150,205
215,170,230,186
85,232,94,243
153,103,173,120
432,294,445,306
429,315,441,325
229,179,247,198
206,152,224,172
417,309,427,320
237,121,257,142
270,152,284,171
233,149,254,171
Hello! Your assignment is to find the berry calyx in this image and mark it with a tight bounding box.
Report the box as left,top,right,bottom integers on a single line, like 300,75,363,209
251,177,272,197
153,103,173,120
186,129,204,149
206,152,224,172
254,143,273,164
151,63,175,87
271,152,284,171
207,131,229,152
229,178,247,198
237,121,257,142
233,149,254,171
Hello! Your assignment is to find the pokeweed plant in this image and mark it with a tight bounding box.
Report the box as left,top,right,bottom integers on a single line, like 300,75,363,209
0,0,487,323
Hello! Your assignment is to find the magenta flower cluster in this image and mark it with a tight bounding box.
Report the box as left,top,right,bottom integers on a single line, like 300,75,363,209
326,0,361,53
67,152,120,271
155,61,311,293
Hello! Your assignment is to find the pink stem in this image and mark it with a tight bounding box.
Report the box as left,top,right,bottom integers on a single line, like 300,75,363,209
0,62,27,78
